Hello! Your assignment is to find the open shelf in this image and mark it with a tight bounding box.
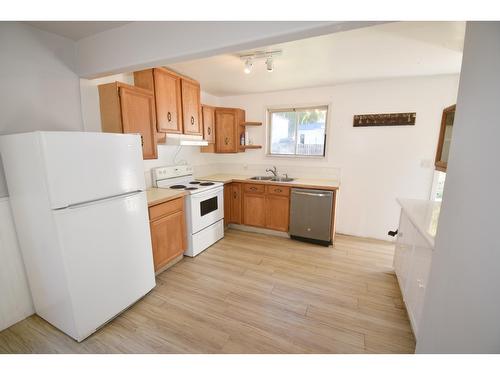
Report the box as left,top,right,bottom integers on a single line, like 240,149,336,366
239,145,262,150
242,121,262,126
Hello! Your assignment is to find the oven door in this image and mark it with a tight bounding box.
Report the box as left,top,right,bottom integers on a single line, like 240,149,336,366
188,186,224,234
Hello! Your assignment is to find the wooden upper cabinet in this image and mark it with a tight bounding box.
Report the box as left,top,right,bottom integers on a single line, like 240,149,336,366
134,68,183,134
98,82,157,159
153,69,183,133
181,78,202,135
215,108,245,153
202,105,215,143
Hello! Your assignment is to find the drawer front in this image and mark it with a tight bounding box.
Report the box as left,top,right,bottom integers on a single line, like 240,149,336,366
243,183,265,194
149,197,184,221
266,185,290,196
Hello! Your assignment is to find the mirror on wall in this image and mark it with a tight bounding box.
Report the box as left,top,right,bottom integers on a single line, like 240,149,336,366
435,105,456,172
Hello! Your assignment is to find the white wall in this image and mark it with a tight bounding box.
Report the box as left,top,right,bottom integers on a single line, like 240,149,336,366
75,21,380,78
214,75,459,240
0,22,84,331
0,198,34,331
81,74,459,240
417,22,500,353
0,22,83,198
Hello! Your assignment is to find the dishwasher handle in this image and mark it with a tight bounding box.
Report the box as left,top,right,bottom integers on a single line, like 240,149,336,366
292,190,332,197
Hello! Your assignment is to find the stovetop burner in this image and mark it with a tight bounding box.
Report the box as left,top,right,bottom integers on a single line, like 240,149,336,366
170,185,186,189
199,182,215,186
189,181,201,185
185,187,198,191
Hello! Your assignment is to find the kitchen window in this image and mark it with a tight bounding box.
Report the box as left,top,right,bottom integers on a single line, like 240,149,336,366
268,106,328,157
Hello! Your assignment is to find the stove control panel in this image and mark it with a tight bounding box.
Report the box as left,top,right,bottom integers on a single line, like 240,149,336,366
152,165,194,186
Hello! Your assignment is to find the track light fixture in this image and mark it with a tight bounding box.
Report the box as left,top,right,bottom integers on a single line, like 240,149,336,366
266,57,274,72
239,49,282,74
244,58,253,74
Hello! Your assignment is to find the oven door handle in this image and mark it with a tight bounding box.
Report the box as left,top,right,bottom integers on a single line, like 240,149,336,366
189,186,223,200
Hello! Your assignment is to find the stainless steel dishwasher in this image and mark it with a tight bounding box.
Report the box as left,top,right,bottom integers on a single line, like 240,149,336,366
290,188,334,246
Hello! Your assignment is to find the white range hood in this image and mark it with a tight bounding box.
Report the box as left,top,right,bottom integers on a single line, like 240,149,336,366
165,134,208,146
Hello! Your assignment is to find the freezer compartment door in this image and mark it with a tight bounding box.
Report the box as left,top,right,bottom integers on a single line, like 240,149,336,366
290,189,333,242
53,191,155,341
39,132,146,209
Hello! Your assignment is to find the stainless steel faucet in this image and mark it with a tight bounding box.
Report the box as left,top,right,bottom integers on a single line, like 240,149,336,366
266,166,278,177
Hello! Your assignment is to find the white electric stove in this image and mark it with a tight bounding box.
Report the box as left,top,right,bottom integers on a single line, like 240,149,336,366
152,165,224,257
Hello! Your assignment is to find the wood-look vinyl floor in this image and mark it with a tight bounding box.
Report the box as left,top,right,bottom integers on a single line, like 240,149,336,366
0,229,415,354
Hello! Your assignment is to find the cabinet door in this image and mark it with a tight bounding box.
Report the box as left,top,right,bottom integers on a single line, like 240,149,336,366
119,86,157,159
265,195,290,232
224,183,231,226
243,193,266,228
202,105,215,143
215,110,238,153
150,210,186,271
230,183,242,224
393,211,415,299
181,79,202,135
405,231,433,336
153,68,183,133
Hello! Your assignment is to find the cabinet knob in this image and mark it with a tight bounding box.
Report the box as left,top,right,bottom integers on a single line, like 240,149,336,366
167,112,172,122
191,116,195,125
417,279,425,289
207,127,211,135
224,137,229,145
250,187,257,191
233,192,237,199
140,135,144,147
275,189,282,193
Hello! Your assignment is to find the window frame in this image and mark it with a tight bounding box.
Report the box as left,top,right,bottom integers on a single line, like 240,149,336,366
266,105,330,158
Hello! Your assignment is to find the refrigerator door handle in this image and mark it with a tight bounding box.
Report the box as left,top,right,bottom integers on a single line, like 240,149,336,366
57,190,143,210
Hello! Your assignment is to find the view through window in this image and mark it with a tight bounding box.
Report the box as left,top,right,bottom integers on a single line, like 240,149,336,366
268,106,328,156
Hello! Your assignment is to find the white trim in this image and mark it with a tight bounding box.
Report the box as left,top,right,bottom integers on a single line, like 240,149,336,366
264,102,332,159
228,223,290,238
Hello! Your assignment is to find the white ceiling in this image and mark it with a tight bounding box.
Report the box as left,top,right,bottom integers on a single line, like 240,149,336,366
168,21,466,96
24,21,131,41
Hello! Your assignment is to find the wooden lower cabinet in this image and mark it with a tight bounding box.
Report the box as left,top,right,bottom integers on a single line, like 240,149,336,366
265,195,290,232
243,193,266,228
148,197,186,272
240,183,290,232
224,184,231,226
225,182,242,225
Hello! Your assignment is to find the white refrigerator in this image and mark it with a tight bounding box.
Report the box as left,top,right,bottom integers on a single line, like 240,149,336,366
0,131,156,342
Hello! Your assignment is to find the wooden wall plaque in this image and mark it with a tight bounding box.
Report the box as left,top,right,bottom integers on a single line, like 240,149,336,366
353,112,416,127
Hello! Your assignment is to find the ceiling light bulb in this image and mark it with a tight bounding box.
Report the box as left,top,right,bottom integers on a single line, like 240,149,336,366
266,57,274,72
244,59,253,74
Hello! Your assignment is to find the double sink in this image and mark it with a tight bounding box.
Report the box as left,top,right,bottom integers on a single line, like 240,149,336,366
249,176,294,182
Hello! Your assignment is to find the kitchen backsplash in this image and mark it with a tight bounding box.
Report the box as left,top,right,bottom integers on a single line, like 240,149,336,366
144,161,341,188
208,163,341,181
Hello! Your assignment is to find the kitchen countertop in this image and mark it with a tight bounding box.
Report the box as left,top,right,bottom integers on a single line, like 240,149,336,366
146,188,186,207
397,198,441,248
200,173,340,191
